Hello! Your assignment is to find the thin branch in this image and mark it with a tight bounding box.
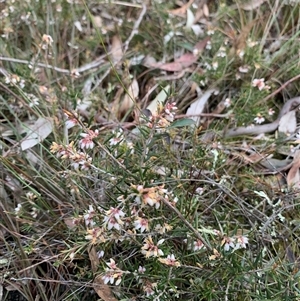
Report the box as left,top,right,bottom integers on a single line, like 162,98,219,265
161,198,213,251
123,3,147,54
258,73,300,104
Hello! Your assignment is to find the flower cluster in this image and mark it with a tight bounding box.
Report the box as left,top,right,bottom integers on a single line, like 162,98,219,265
79,129,99,150
109,128,125,146
141,236,164,258
40,34,53,50
5,74,25,89
252,78,270,91
158,254,181,267
147,102,177,129
132,184,177,209
108,128,134,155
221,235,249,251
64,111,80,129
102,258,124,285
134,216,149,233
103,207,125,231
84,204,96,227
85,227,106,245
50,141,92,170
184,238,205,252
142,281,157,297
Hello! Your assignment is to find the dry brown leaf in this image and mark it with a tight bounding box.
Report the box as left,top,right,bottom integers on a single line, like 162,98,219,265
119,78,139,115
88,246,118,301
111,35,123,63
203,4,209,17
149,37,209,72
88,245,99,273
168,0,194,16
93,275,118,301
64,217,78,230
232,19,258,55
240,0,266,10
150,53,197,72
93,15,103,28
287,150,300,188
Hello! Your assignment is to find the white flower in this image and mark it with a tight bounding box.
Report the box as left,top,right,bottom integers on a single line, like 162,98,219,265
238,65,250,73
138,266,146,273
193,239,204,251
204,62,212,70
84,204,96,227
252,78,266,91
31,207,38,219
97,250,104,258
235,235,249,249
217,46,226,57
141,237,164,258
134,217,149,233
102,272,114,284
212,61,218,70
42,34,53,46
254,114,265,124
158,254,181,267
205,40,212,50
103,207,125,231
109,129,124,146
268,108,275,116
5,76,10,84
224,98,231,108
15,203,22,214
102,258,123,285
222,236,235,251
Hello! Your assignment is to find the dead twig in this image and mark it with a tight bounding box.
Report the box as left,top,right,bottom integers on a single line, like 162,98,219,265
123,3,147,54
0,56,106,75
258,74,300,105
176,112,232,119
90,3,147,93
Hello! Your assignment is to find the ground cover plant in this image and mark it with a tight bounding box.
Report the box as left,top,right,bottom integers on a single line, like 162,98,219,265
0,0,300,300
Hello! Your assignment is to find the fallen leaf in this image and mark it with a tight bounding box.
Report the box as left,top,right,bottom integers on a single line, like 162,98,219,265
287,150,300,188
278,110,297,135
111,35,123,63
147,85,170,115
88,245,99,273
148,38,209,72
203,4,209,17
92,15,103,28
151,53,198,72
240,0,266,10
193,36,210,54
234,19,258,54
21,117,53,151
88,245,118,300
64,217,78,230
93,275,118,301
186,89,218,126
119,78,139,115
169,118,195,128
186,8,195,29
168,0,194,16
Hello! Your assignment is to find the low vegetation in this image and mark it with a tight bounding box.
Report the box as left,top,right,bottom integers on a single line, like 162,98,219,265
0,1,300,300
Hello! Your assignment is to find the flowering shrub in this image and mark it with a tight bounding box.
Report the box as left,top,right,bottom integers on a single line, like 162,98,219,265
1,2,299,300
46,101,253,300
